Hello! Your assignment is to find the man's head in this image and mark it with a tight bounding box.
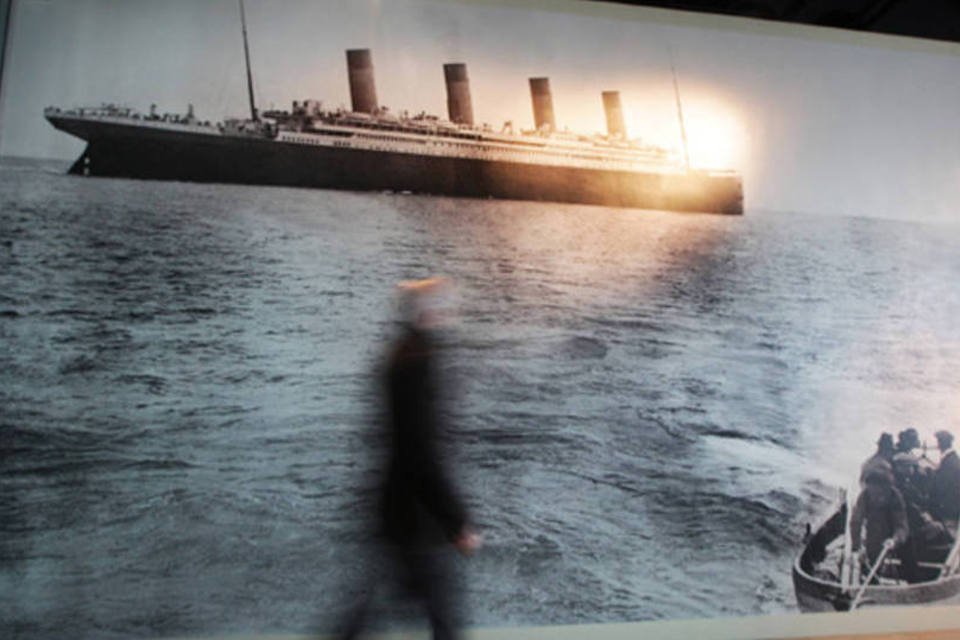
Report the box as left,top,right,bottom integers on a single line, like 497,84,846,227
397,277,454,329
897,428,920,452
935,430,954,453
877,432,895,457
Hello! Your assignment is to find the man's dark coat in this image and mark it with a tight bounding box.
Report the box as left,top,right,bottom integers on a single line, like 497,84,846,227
930,450,960,524
380,327,467,547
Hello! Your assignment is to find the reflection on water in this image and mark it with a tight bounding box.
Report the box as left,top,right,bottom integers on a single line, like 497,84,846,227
2,157,960,636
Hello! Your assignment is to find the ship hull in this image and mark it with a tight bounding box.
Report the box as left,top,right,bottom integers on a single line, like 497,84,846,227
48,115,743,214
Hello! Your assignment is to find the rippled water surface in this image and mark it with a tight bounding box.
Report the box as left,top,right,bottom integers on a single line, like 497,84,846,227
3,157,960,638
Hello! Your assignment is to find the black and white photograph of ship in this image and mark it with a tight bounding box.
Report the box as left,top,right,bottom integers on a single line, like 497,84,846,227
44,3,743,215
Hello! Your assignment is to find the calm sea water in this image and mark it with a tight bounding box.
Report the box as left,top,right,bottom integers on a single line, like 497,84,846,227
2,157,960,638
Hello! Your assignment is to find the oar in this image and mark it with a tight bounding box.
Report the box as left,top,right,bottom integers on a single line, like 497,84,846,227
840,489,853,590
849,544,891,611
938,522,960,578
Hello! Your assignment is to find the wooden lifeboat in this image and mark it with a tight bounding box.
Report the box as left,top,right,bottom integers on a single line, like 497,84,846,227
793,496,960,612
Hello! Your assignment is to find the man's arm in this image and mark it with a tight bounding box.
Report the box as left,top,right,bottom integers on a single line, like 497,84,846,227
891,490,909,546
850,493,866,552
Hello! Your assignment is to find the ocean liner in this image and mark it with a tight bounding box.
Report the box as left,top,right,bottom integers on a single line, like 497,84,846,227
44,3,743,215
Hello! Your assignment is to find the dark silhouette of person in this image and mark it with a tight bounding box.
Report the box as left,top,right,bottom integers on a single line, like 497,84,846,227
860,432,895,488
891,453,925,582
850,469,908,578
339,277,480,640
929,430,960,532
896,428,921,455
899,427,938,497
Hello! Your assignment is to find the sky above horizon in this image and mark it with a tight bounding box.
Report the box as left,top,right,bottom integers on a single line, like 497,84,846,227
1,0,959,221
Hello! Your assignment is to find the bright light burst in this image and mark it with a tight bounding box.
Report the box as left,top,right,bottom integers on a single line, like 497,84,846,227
681,98,746,170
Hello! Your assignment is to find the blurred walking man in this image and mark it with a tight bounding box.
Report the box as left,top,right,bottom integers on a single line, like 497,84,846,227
340,277,481,640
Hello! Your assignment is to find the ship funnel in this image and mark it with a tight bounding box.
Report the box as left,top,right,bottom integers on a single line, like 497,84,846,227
529,77,555,132
346,49,378,114
443,63,474,126
602,91,627,139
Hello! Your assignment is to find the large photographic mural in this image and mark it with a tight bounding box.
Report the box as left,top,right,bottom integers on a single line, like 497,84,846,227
2,1,960,638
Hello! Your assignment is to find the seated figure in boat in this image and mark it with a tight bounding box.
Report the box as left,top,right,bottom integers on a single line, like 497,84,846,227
850,469,909,579
893,452,928,511
896,427,937,487
893,453,954,580
891,453,928,582
930,430,960,534
860,433,895,488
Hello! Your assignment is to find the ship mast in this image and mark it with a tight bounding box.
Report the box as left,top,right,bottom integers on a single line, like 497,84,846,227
668,47,690,172
238,0,258,121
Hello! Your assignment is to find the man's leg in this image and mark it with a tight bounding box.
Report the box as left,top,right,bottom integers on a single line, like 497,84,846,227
898,537,920,583
402,547,461,640
337,544,395,640
338,584,375,640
